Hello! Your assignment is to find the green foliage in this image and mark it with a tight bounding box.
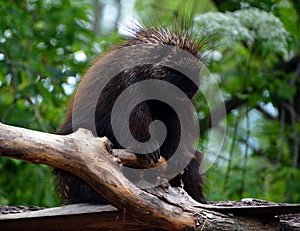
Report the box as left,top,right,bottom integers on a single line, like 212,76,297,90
135,0,216,23
198,2,300,203
0,0,121,206
0,159,58,206
0,0,96,131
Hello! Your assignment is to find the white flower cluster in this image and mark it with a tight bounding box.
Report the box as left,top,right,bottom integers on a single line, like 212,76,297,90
194,12,252,48
194,8,289,56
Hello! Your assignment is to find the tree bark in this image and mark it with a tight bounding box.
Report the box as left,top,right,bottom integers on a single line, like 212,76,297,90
0,122,299,230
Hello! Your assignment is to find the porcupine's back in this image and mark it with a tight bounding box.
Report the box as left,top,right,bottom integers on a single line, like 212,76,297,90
54,24,205,204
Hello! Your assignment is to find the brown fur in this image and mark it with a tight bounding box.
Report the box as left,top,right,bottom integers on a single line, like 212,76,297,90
54,26,205,204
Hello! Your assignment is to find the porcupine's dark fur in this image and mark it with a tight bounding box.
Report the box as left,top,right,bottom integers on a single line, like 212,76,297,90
54,23,206,204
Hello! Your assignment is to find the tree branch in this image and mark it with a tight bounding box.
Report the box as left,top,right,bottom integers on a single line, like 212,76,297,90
0,122,299,230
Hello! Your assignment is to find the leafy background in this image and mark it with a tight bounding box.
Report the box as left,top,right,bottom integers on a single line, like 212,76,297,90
0,0,299,206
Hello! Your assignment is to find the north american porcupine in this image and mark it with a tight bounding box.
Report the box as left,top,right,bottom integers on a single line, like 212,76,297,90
54,24,205,204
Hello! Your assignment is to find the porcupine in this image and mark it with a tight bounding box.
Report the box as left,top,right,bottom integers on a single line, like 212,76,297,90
54,24,205,204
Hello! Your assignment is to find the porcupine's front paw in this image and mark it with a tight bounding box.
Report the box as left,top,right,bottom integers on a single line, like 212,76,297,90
139,148,160,164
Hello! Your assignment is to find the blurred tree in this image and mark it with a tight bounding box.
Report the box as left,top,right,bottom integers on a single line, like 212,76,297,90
0,0,122,206
194,1,300,202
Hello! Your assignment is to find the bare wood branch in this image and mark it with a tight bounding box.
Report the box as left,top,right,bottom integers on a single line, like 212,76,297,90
0,122,300,230
0,123,194,230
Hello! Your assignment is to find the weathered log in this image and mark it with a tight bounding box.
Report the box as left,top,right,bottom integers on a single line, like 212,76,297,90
0,122,300,230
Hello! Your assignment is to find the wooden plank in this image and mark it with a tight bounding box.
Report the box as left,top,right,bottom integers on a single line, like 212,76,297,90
0,204,151,231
